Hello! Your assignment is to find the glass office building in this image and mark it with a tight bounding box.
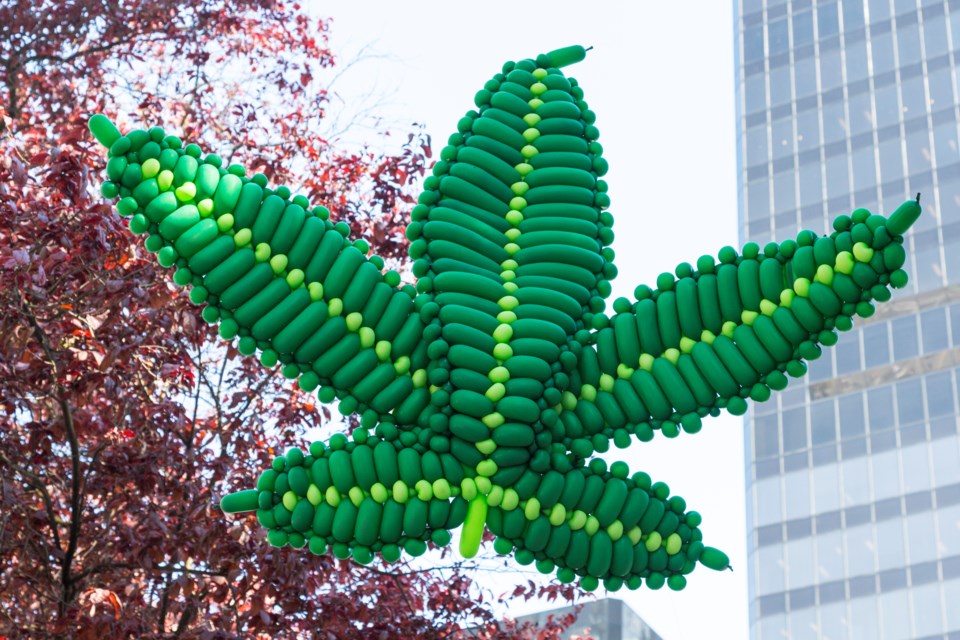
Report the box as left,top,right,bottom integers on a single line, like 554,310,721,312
735,1,960,638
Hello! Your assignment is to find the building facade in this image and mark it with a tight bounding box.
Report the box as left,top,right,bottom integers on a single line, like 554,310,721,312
735,0,960,638
515,598,661,640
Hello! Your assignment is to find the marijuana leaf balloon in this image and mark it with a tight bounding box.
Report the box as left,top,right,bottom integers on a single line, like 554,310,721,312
89,45,922,593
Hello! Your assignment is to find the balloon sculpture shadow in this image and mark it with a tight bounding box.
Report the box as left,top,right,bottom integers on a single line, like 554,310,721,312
90,45,922,593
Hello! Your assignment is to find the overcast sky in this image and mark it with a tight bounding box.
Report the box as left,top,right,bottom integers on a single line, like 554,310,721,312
314,2,746,638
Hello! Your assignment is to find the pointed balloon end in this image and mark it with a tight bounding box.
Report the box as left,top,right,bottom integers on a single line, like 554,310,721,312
88,114,121,149
887,196,923,235
220,489,259,514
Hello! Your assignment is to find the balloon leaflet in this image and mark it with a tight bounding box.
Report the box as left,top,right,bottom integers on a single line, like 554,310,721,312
89,43,922,592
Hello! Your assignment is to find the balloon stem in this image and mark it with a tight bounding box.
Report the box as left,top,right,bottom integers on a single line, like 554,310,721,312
585,45,594,52
458,496,488,559
916,192,921,204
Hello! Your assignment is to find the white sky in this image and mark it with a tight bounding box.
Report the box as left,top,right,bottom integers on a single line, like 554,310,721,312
315,2,746,638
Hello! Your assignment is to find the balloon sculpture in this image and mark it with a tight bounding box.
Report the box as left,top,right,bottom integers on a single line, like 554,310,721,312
89,45,922,593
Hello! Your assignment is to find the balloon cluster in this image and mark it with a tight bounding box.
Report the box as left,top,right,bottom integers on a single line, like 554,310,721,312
90,44,921,592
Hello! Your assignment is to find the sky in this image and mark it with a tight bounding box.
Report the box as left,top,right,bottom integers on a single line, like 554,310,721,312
313,2,746,638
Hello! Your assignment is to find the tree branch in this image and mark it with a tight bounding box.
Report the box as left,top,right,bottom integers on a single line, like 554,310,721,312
16,290,84,620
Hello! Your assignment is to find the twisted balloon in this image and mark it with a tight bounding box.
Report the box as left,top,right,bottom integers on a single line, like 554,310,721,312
89,45,922,593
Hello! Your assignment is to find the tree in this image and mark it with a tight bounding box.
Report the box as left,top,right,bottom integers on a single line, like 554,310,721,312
0,1,583,636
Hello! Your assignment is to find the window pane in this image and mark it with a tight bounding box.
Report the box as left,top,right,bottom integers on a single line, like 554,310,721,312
794,10,814,47
769,17,790,56
772,116,794,159
897,22,922,67
838,393,866,439
813,464,841,512
785,469,812,519
846,523,877,576
876,517,906,570
863,323,890,368
770,65,792,108
907,511,937,563
873,449,901,500
933,119,959,167
921,308,948,353
897,378,924,425
744,23,765,63
816,530,844,581
875,84,899,128
819,2,840,38
928,67,954,115
848,93,874,136
783,405,808,452
756,476,783,526
891,315,918,360
902,443,932,494
811,398,837,445
798,160,823,205
843,456,871,505
795,57,818,99
872,32,896,75
786,538,816,588
836,333,862,375
868,386,895,431
879,137,904,184
925,371,954,417
745,74,766,114
756,413,780,458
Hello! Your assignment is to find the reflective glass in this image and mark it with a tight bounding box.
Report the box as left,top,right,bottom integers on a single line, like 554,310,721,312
757,476,784,526
814,464,842,512
774,170,797,213
798,160,823,204
906,511,937,563
896,21,922,67
927,67,954,114
835,334,862,375
863,323,890,368
937,504,960,557
872,449,901,499
782,406,807,452
920,308,948,354
891,315,919,360
744,23,765,63
846,522,877,575
900,443,931,494
822,102,848,142
759,543,787,594
867,386,895,431
875,517,906,570
748,179,771,219
933,120,959,166
756,413,780,458
789,608,818,638
896,378,924,425
819,601,849,639
838,393,866,439
786,537,816,588
843,457,871,505
875,84,900,127
932,438,960,485
816,530,845,582
943,580,960,635
848,93,874,136
852,145,878,189
869,0,892,22
924,13,949,58
872,32,897,75
785,469,813,519
772,117,794,160
770,65,793,107
849,596,880,640
878,590,912,639
748,125,769,166
746,74,766,114
819,2,841,38
811,398,837,445
879,137,904,183
912,583,944,638
795,56,818,98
